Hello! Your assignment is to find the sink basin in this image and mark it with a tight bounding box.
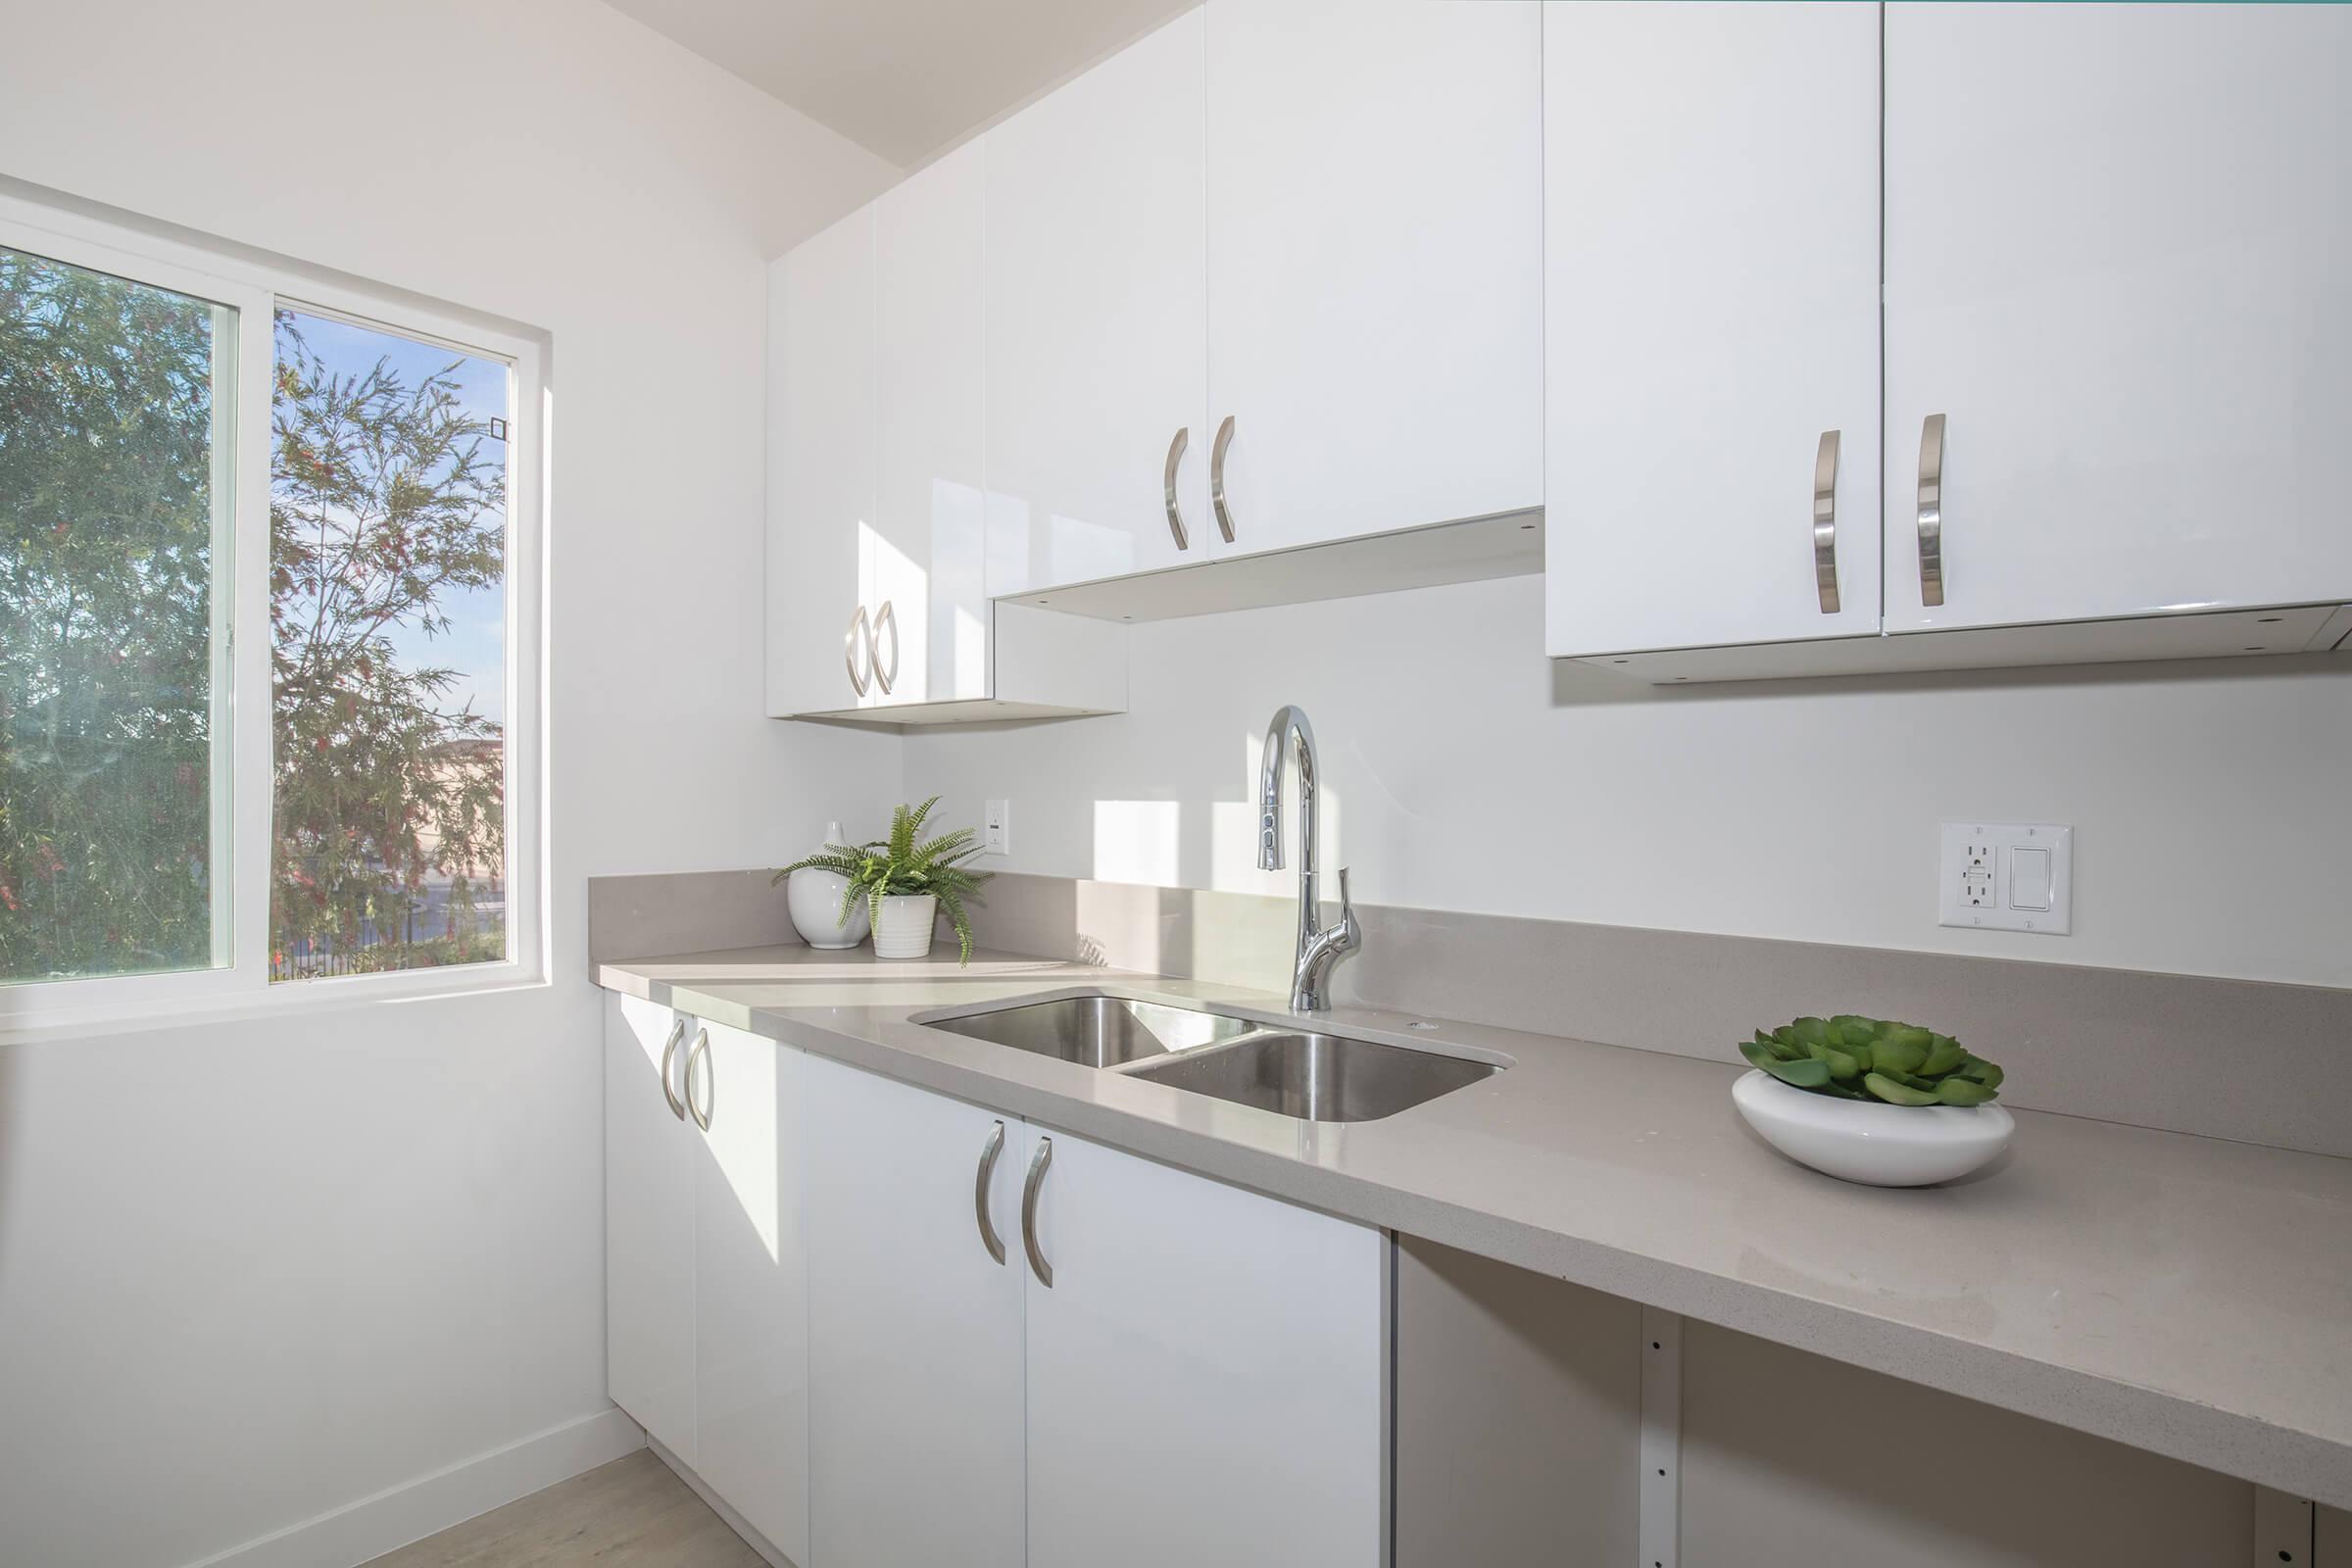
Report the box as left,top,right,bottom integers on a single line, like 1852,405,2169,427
1125,1030,1498,1123
922,995,1255,1067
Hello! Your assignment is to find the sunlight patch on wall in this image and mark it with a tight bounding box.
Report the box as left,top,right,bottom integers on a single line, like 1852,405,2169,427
1093,799,1180,887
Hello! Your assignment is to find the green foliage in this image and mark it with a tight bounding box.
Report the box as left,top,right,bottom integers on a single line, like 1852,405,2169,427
1739,1014,2004,1107
775,796,993,964
0,247,508,984
269,312,505,974
1,247,220,978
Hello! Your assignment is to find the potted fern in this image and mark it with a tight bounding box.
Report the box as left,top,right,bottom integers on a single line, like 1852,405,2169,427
772,797,992,962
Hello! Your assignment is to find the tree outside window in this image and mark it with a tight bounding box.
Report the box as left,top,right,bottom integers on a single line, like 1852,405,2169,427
2,243,514,987
269,310,510,979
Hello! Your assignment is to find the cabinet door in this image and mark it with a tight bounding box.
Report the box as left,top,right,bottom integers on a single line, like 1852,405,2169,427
1205,0,1542,557
604,993,696,1462
985,8,1208,598
807,1056,1027,1568
768,203,877,715
1024,1130,1388,1568
690,1022,808,1565
871,139,988,707
1544,2,1882,658
1885,3,2352,633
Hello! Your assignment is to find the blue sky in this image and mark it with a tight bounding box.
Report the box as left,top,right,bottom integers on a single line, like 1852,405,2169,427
283,311,511,724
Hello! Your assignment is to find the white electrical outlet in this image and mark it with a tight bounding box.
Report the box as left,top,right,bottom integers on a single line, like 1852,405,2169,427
982,799,1010,857
1938,822,2073,935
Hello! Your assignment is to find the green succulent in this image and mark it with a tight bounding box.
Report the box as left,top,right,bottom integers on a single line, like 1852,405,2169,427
772,797,993,964
1739,1015,2003,1107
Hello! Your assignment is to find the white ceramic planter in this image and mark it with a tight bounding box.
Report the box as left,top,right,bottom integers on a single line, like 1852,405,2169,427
787,866,870,950
1733,1070,2014,1187
870,893,940,959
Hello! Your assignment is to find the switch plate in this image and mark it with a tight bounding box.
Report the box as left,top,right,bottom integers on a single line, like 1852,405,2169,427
1938,822,2072,935
982,799,1010,857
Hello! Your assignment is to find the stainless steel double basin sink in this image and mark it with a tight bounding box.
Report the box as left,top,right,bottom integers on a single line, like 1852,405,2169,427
918,993,1502,1123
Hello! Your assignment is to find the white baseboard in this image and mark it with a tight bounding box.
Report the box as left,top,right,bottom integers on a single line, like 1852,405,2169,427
184,1404,646,1568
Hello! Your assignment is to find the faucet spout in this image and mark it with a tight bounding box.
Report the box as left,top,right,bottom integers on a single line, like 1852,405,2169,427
1258,705,1357,1011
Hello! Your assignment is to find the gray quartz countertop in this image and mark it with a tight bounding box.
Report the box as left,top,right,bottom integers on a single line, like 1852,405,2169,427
599,945,2352,1508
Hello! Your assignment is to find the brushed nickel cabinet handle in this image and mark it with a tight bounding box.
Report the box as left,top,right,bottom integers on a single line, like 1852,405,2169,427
974,1120,1007,1266
659,1018,687,1121
1021,1136,1054,1288
1210,414,1238,544
843,605,872,697
1163,426,1191,551
684,1028,712,1132
871,600,898,696
1917,413,1946,607
1814,428,1841,614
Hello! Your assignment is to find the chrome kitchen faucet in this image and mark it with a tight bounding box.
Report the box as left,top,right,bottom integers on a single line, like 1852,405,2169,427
1258,705,1360,1012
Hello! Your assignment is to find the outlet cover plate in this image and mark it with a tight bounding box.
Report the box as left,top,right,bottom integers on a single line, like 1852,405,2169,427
1938,822,2073,935
982,799,1009,857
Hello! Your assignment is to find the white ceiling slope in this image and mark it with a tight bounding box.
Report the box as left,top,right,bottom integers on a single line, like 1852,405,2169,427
601,0,1195,168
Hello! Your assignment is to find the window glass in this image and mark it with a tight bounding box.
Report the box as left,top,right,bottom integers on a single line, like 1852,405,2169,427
0,246,233,983
269,309,510,980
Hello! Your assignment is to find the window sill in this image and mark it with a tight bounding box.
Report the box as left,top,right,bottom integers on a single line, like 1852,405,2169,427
0,959,551,1047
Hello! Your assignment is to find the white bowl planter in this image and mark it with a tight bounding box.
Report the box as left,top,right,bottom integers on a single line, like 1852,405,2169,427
1733,1070,2014,1187
870,893,940,959
787,866,871,951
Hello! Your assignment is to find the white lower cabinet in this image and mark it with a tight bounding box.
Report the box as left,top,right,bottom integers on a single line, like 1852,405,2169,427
605,993,698,1464
611,1003,1389,1567
691,1017,810,1565
604,996,809,1562
806,1054,1030,1568
1023,1127,1390,1568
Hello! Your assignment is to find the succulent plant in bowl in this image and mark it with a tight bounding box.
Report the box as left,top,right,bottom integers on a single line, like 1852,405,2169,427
1739,1015,2004,1107
1733,1015,2015,1186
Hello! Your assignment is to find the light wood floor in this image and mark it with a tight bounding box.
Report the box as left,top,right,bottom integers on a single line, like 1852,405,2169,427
361,1450,763,1567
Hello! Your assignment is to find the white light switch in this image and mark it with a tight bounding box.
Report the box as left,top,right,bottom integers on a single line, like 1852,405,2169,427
1939,822,2073,935
982,799,1010,856
2009,848,2052,911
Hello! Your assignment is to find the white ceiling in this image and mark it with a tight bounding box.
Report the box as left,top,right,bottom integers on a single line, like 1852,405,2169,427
605,0,1195,168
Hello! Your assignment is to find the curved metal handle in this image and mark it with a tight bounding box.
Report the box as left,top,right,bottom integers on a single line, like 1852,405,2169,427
1162,426,1191,551
659,1018,688,1121
1917,413,1945,607
974,1120,1007,1265
684,1028,712,1132
1020,1136,1054,1288
1813,428,1841,614
871,600,898,696
1209,414,1237,544
843,604,872,696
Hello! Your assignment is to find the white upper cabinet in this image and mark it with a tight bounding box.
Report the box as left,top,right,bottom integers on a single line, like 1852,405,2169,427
985,9,1210,598
872,139,989,705
1883,2,2352,634
1023,1128,1388,1568
1544,1,1883,658
766,158,1127,722
689,1021,809,1566
1204,0,1543,558
767,203,876,716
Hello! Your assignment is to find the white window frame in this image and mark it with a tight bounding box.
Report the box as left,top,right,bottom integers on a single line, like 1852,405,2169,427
0,193,546,1037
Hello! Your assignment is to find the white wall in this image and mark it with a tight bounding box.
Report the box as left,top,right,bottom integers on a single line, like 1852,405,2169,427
909,574,2352,988
0,4,899,1565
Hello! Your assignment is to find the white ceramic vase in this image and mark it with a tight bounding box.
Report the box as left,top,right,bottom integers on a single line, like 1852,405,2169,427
786,821,870,950
1732,1070,2014,1187
787,867,869,950
870,893,940,959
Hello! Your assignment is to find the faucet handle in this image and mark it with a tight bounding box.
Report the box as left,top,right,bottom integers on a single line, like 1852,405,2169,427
1336,866,1356,930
